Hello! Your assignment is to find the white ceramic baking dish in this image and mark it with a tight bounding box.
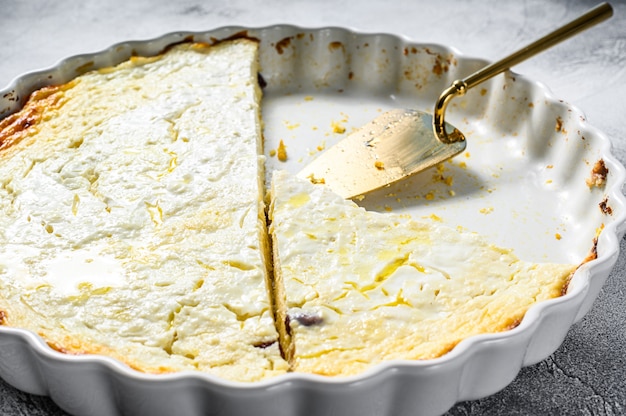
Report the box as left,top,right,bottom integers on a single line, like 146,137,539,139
0,25,625,416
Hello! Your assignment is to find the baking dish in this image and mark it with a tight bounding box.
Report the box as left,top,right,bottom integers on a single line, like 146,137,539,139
0,25,625,416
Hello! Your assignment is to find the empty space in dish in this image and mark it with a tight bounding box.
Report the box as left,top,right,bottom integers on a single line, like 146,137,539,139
257,26,614,265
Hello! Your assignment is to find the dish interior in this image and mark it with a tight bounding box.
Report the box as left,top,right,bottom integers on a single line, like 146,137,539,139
255,27,611,266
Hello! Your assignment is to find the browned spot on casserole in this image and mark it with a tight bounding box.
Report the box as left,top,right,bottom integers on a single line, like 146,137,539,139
0,83,72,152
254,340,278,349
504,316,523,331
0,107,38,150
41,334,101,358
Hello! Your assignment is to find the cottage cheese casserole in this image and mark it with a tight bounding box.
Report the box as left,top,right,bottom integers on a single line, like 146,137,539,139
0,38,580,382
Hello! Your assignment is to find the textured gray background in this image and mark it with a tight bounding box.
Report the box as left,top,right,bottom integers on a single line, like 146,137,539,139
0,0,625,415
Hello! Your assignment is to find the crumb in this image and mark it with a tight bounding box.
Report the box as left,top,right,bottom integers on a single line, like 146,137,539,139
599,197,613,215
586,159,608,188
269,149,277,157
424,192,435,201
555,116,563,132
331,121,346,134
555,233,562,240
479,207,494,215
277,140,288,162
432,164,454,186
374,160,385,170
304,96,314,101
432,61,445,76
354,194,365,201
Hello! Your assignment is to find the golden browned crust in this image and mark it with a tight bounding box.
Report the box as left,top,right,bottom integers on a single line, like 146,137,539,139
43,334,179,374
0,84,73,153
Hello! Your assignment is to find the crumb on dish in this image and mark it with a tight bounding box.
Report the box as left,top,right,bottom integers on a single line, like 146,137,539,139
586,159,608,188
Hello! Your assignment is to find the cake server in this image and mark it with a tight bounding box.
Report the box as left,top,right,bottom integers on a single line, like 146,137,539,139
298,2,613,199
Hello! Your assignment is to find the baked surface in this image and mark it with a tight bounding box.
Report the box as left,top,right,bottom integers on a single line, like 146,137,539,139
0,40,288,382
269,170,576,377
